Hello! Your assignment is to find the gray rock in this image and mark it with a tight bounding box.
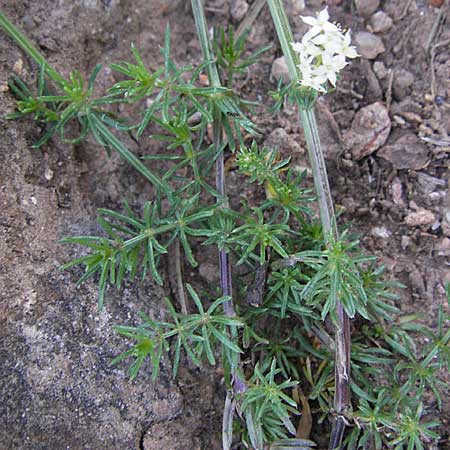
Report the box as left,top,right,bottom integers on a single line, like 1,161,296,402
354,31,385,59
369,11,393,33
393,70,414,100
230,0,249,22
291,0,306,14
442,209,450,236
377,133,429,170
271,56,291,83
373,61,388,79
355,0,380,18
371,226,391,238
344,102,391,160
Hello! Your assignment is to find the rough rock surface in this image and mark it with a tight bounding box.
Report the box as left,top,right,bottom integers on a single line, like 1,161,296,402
378,132,429,170
344,102,391,160
354,31,385,59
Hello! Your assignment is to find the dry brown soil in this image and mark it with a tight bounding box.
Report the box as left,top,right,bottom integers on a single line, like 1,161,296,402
0,0,449,449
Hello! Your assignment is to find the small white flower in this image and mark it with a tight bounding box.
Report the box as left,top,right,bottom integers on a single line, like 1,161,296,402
291,7,359,94
300,7,339,37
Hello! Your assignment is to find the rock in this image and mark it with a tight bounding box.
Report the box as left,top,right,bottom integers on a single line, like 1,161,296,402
344,102,391,160
355,0,380,18
199,262,220,284
442,209,450,236
436,237,450,256
230,0,249,22
291,0,306,14
404,208,436,227
271,56,291,83
390,177,405,206
377,133,429,170
371,226,391,238
373,61,388,79
393,70,414,101
416,172,446,195
410,268,425,294
401,235,412,250
354,31,385,59
369,11,393,33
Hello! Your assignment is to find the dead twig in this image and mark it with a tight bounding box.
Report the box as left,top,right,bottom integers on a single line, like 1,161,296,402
236,0,267,39
425,4,447,54
385,69,394,111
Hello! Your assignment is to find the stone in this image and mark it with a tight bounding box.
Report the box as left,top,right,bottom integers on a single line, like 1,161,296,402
373,61,388,79
354,31,385,59
371,226,391,238
343,102,391,160
404,208,436,227
290,0,306,14
230,0,249,22
390,177,405,206
442,208,450,236
270,56,291,83
199,262,220,284
355,0,380,18
369,11,393,33
377,133,429,170
393,70,414,100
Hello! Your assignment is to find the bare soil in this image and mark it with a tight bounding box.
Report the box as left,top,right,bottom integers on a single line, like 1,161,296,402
0,0,449,449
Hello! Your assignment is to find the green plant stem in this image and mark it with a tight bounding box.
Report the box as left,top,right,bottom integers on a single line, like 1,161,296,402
0,11,66,87
190,2,246,448
267,1,351,447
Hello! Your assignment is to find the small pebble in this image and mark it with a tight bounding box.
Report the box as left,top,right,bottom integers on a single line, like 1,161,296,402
373,61,388,79
401,235,412,250
404,208,436,227
369,11,393,33
393,70,414,101
354,31,385,60
44,167,54,181
270,56,290,83
429,0,444,7
442,209,450,237
291,0,306,14
371,226,391,238
355,0,380,18
230,0,249,22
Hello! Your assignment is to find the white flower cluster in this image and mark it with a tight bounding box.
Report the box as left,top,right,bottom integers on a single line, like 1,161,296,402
291,7,358,93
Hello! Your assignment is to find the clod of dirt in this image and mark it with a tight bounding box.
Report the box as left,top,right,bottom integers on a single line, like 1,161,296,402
393,70,415,101
369,11,393,33
377,132,429,170
354,31,385,59
344,102,391,160
230,0,249,22
355,0,380,18
271,56,290,82
404,208,436,227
